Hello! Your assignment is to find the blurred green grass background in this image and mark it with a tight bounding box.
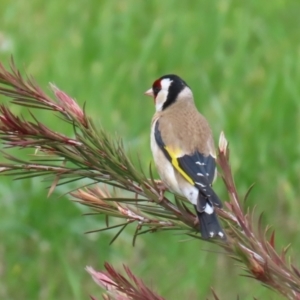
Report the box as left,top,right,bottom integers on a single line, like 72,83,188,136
0,0,300,299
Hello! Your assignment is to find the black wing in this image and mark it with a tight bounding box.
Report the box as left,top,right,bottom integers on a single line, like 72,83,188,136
154,120,222,209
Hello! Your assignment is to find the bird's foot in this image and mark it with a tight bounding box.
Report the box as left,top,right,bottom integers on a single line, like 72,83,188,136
155,180,167,202
193,217,199,227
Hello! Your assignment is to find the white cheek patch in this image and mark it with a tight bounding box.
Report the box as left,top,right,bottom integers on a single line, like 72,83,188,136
155,91,168,112
160,78,173,90
155,78,173,112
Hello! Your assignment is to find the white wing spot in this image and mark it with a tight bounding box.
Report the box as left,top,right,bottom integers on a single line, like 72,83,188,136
196,162,206,166
195,181,206,187
204,203,214,214
196,173,204,177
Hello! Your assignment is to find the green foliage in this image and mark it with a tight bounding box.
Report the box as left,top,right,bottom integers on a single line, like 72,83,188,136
0,0,299,299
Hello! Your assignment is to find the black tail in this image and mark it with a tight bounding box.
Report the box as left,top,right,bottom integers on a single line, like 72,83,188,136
194,205,225,239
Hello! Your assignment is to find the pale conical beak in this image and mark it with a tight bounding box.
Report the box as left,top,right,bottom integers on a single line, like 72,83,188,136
144,88,154,97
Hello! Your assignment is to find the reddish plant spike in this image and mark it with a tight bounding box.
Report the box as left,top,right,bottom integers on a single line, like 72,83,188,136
249,257,267,282
280,249,286,263
265,242,283,267
269,230,275,249
292,265,300,278
280,244,291,263
224,201,233,211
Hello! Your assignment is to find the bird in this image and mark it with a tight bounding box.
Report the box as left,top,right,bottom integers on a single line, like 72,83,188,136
145,74,225,239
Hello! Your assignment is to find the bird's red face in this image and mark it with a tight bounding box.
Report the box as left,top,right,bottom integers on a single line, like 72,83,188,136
144,78,161,99
145,76,176,112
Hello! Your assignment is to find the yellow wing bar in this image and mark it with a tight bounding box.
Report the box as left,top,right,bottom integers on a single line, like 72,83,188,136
164,146,194,185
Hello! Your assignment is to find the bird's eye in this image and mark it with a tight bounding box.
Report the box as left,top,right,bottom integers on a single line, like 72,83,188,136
152,79,161,97
153,86,160,96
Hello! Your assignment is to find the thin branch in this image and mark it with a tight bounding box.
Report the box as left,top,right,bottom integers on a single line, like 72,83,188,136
0,60,299,299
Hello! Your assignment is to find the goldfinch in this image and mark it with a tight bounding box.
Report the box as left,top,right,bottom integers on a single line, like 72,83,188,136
145,74,225,239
